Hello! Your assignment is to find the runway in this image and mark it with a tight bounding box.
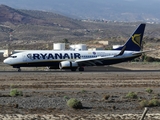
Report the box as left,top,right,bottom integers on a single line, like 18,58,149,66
0,63,160,119
0,61,160,73
0,66,159,73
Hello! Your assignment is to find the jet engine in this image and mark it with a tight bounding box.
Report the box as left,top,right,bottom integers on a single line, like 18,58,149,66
59,61,78,71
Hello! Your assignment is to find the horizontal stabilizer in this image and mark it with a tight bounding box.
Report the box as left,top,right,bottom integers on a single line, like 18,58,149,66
132,49,157,55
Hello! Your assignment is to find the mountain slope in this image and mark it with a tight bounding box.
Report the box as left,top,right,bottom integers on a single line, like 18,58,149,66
0,5,160,54
0,5,47,25
0,0,160,22
0,5,87,29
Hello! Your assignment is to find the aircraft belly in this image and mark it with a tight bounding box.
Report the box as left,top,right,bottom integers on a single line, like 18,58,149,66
12,61,60,69
101,55,140,65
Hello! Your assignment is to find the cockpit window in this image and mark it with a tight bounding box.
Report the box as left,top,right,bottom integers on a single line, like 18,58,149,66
10,56,17,58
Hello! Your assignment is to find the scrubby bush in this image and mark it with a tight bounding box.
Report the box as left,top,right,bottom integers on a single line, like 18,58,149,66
145,88,153,94
144,56,154,62
67,98,83,109
139,99,160,107
103,94,110,100
153,94,160,99
63,96,70,100
126,92,138,99
81,89,87,93
10,89,23,97
143,55,160,62
148,99,160,107
139,100,149,107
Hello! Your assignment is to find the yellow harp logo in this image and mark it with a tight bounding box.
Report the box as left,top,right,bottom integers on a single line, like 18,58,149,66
132,34,141,47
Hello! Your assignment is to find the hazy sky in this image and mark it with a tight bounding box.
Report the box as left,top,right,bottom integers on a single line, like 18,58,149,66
0,0,159,11
0,0,159,21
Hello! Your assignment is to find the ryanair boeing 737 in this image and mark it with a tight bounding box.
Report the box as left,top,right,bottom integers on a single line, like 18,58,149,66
4,24,148,72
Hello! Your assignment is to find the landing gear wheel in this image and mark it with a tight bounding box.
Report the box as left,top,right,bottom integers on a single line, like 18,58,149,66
17,68,21,72
79,67,84,71
71,68,77,71
45,67,50,71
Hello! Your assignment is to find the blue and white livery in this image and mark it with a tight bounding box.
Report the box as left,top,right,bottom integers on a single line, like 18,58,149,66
4,24,148,71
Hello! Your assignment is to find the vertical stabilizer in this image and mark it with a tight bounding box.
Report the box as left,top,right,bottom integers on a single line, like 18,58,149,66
114,23,146,51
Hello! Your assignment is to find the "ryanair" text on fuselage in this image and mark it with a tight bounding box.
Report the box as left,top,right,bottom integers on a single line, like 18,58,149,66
27,53,81,60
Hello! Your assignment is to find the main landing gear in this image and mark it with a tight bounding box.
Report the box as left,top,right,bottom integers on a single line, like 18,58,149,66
78,66,84,71
70,67,84,72
17,68,21,72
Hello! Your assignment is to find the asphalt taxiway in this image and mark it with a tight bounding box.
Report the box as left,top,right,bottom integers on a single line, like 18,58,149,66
0,66,159,73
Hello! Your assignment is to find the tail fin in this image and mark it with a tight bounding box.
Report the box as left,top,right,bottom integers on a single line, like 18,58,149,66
114,23,146,51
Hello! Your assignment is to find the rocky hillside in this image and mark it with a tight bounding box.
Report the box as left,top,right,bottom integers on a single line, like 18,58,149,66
0,5,46,25
0,5,86,28
0,4,160,56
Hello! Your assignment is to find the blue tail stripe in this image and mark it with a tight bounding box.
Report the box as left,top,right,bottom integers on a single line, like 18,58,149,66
114,23,146,51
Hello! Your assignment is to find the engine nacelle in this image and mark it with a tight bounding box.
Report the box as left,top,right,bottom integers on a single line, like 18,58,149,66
59,61,78,70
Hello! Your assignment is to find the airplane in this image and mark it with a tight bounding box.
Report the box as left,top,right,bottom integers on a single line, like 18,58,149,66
3,23,147,72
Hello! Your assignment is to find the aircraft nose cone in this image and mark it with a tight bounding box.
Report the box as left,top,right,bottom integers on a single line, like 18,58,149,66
3,58,9,64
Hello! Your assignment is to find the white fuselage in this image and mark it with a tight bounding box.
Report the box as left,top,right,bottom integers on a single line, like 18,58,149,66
3,50,140,69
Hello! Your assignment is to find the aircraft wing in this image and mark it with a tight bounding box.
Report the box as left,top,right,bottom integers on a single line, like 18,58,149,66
75,55,116,62
75,55,116,66
75,46,126,66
